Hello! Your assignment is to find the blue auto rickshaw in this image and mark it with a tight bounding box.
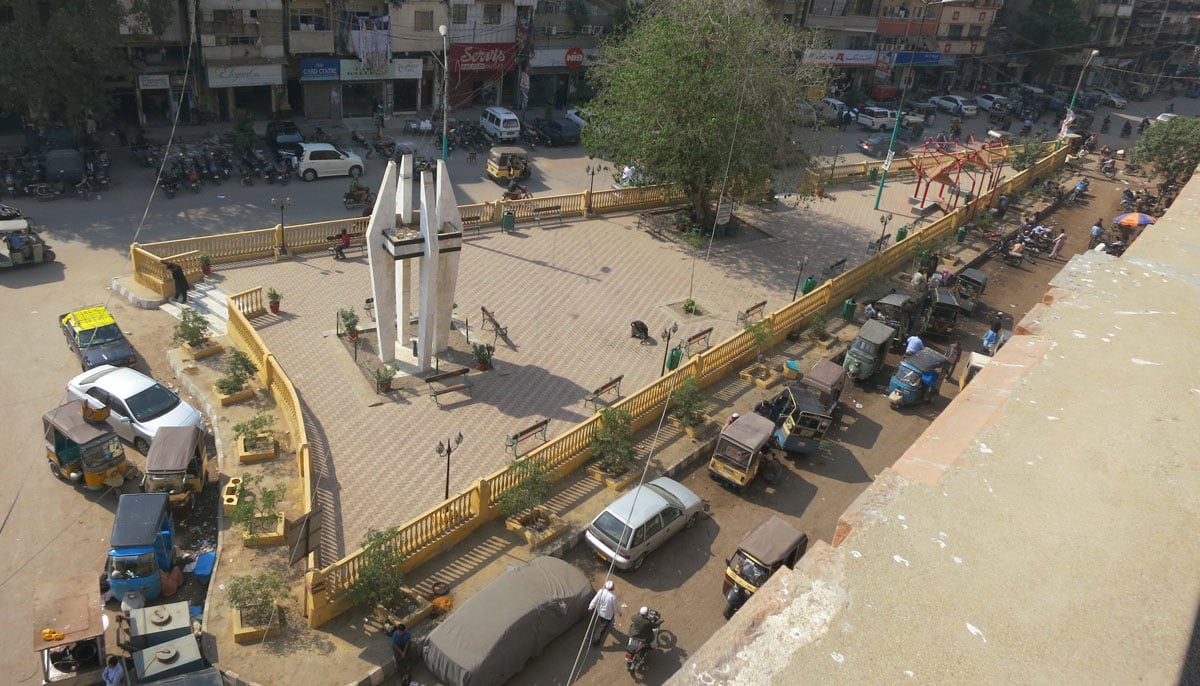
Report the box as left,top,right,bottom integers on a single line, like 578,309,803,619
754,385,834,455
888,348,949,407
108,493,175,602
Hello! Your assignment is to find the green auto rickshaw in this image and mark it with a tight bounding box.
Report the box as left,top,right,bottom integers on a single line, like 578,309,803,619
844,319,897,382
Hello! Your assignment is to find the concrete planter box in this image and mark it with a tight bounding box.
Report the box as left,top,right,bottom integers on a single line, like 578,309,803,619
243,515,286,547
216,386,255,406
669,414,714,440
505,506,569,548
183,339,223,360
739,363,782,389
238,435,278,463
232,603,284,644
222,477,243,517
586,464,639,491
373,589,435,630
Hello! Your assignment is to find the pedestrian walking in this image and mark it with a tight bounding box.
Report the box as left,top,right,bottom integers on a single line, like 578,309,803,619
467,150,477,164
588,580,621,646
1049,229,1068,259
946,339,962,380
1088,219,1103,249
163,261,189,303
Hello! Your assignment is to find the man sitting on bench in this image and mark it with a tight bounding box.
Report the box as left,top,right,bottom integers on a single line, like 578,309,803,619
333,228,351,260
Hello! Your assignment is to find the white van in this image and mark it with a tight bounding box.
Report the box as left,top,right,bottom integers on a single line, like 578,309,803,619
480,106,521,142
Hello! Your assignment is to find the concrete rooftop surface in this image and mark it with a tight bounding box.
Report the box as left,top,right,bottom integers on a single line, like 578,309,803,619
671,175,1200,684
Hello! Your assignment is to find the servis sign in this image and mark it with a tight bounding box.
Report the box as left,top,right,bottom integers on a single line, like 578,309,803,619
451,43,516,73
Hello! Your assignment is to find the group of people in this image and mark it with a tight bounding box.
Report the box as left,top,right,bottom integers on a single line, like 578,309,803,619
587,580,662,650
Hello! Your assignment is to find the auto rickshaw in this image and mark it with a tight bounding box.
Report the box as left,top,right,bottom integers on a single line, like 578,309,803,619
142,426,210,516
754,382,835,455
800,359,845,415
1,225,56,268
888,347,949,407
108,493,176,603
485,146,532,183
874,291,929,352
721,515,808,619
959,351,992,390
707,412,777,491
952,268,988,314
844,319,896,382
926,288,961,338
43,399,134,490
33,591,120,685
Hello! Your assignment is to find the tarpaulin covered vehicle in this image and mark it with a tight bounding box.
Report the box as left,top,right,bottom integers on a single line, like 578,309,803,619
423,556,592,685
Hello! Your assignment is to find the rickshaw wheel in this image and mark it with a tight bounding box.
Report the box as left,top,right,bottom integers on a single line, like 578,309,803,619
134,437,150,454
48,461,63,480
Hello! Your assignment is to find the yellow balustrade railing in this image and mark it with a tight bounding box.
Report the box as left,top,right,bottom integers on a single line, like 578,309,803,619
166,148,1066,628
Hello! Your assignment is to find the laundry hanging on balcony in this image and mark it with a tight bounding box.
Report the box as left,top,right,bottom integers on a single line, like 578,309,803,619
352,15,391,71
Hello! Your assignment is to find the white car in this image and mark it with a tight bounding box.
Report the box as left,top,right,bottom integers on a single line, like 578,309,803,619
816,97,848,123
975,94,1008,112
585,477,703,570
66,365,204,454
1088,88,1127,109
1155,112,1179,125
564,108,590,128
296,142,364,181
932,95,978,116
856,106,898,131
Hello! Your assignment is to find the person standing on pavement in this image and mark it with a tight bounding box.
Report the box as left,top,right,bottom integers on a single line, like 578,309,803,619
388,623,412,679
1049,229,1068,259
863,301,877,321
1089,219,1104,249
588,580,620,645
983,320,1002,356
946,339,963,380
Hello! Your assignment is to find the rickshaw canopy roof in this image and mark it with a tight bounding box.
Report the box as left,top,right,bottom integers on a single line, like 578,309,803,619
33,592,104,652
737,515,808,567
958,268,988,289
146,425,202,473
902,347,949,373
488,146,528,160
110,493,170,548
931,287,960,309
858,319,897,346
786,385,831,416
721,412,776,449
43,399,116,447
878,292,914,309
803,359,845,395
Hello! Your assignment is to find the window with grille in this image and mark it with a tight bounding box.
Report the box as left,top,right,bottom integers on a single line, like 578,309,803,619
415,10,434,31
450,5,467,24
290,9,329,31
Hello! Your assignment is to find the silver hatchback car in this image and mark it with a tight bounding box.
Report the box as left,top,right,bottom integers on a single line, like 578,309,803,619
585,477,704,571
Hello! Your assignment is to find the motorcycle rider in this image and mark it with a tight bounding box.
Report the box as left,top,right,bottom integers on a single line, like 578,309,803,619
1121,121,1133,138
1101,115,1111,133
348,177,369,204
588,580,620,646
628,606,660,658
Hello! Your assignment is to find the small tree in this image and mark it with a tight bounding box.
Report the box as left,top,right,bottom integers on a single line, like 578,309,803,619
233,409,276,447
1129,116,1200,185
671,375,706,427
227,572,287,626
266,287,282,304
216,349,258,395
346,527,408,611
372,363,398,392
231,473,285,536
744,319,772,361
1009,135,1044,171
172,307,210,347
338,307,360,338
591,407,635,474
809,311,830,340
498,458,552,517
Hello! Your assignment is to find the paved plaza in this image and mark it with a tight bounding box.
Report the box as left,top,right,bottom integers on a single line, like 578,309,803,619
209,174,933,562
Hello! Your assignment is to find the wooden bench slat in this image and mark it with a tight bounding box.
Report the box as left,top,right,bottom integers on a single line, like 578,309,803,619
584,375,624,409
505,418,550,455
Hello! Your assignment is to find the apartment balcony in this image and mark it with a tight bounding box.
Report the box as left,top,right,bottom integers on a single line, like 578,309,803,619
288,29,333,54
805,13,878,32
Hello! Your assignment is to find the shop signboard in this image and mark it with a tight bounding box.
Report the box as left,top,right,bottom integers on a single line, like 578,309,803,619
339,58,422,81
803,49,877,66
138,74,171,90
450,43,516,73
301,58,340,81
206,65,283,88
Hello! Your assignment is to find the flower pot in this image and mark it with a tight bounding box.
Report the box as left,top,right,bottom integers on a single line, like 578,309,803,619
201,264,212,275
232,603,284,644
269,301,280,314
476,362,490,371
505,507,569,548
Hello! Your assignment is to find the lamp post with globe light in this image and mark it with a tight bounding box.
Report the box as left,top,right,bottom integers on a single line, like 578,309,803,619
439,24,450,161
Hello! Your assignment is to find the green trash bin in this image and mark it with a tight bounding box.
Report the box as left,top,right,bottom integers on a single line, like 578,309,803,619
501,210,515,233
895,225,909,242
869,167,879,184
666,345,683,371
801,276,817,295
956,225,968,242
842,298,857,320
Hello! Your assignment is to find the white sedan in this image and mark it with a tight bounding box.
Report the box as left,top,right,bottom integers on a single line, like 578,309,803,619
66,365,204,453
975,94,1008,112
931,95,979,117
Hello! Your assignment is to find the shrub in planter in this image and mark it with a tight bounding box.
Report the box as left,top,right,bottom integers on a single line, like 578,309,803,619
473,343,495,370
216,350,258,395
373,363,399,392
808,311,830,341
744,319,772,360
682,298,698,314
497,458,552,518
227,572,286,639
590,407,635,475
173,307,211,347
338,307,360,339
233,409,277,461
670,375,707,428
230,473,285,538
198,252,212,275
346,527,409,613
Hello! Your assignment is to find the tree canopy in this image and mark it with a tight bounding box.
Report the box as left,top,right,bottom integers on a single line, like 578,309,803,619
1129,117,1200,184
0,0,176,126
1013,0,1091,78
583,0,830,224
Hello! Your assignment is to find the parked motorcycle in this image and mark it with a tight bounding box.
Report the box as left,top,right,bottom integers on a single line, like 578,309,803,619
159,174,180,199
501,185,531,201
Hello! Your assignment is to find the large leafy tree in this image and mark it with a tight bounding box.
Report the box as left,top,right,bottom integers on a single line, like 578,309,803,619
1013,0,1091,78
0,0,175,125
583,0,829,224
1129,117,1200,184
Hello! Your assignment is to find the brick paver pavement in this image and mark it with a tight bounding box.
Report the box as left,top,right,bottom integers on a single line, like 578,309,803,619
212,173,932,563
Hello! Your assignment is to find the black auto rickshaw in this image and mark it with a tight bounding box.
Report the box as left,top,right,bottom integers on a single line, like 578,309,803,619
888,347,949,407
485,146,532,183
43,399,134,490
874,291,929,352
844,319,897,382
926,288,961,338
707,412,777,491
722,515,808,619
143,426,210,516
953,268,988,314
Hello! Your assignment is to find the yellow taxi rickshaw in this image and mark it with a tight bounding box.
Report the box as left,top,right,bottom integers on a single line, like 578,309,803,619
485,146,532,183
43,399,133,490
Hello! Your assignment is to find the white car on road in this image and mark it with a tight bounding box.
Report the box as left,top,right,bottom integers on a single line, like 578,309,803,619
975,94,1008,112
1087,88,1127,108
66,365,204,454
932,95,978,116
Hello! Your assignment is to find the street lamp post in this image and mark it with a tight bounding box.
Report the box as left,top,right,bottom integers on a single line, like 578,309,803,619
585,160,605,214
434,432,463,500
272,196,292,256
876,212,894,254
1058,49,1101,150
791,257,810,300
439,24,450,162
660,322,678,375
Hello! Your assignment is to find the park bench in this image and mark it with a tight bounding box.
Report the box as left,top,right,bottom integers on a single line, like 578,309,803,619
505,418,551,456
326,231,366,257
584,375,624,410
821,258,847,281
480,306,508,344
427,367,474,405
636,213,661,237
737,300,768,325
684,327,713,356
461,215,483,236
532,204,563,227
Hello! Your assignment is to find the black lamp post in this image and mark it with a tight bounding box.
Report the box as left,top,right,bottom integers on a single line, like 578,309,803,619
660,322,678,375
876,212,894,254
435,432,463,500
585,160,605,215
272,196,292,256
791,257,810,300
